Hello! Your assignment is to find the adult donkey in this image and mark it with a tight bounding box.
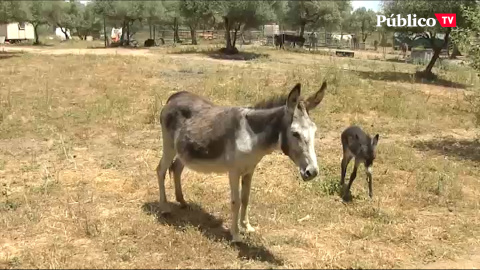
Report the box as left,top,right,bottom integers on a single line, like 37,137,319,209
156,82,327,242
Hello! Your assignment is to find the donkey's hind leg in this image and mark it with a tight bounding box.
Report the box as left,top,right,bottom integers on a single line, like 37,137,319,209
340,148,353,197
170,158,187,208
343,159,361,202
156,137,176,213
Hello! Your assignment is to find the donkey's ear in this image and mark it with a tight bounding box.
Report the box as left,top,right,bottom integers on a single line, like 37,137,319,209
372,134,379,146
305,81,327,111
286,83,301,112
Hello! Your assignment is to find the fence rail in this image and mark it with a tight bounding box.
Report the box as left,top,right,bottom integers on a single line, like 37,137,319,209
146,29,384,50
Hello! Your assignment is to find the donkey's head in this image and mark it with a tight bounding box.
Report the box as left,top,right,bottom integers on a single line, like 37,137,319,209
281,82,327,181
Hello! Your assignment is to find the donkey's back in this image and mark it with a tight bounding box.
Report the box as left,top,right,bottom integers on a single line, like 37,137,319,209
160,91,247,173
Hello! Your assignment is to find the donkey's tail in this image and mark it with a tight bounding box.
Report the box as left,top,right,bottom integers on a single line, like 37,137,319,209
168,158,181,180
168,159,176,181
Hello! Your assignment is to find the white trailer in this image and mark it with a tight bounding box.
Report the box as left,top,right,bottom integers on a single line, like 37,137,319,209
0,22,35,43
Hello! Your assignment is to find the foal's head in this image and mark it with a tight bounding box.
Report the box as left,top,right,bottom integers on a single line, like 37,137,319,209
281,82,327,181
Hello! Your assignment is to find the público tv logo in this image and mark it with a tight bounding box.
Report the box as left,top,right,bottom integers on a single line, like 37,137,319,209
376,14,456,27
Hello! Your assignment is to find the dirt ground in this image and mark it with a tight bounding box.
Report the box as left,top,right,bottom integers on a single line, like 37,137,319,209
1,44,480,269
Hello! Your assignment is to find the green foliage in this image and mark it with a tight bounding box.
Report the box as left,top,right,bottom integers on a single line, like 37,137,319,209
284,1,341,34
76,3,102,38
24,1,51,26
214,1,277,51
216,1,277,30
45,1,81,38
0,1,25,24
107,1,146,23
383,0,477,35
143,1,166,26
337,1,354,34
451,5,480,72
384,0,478,75
351,7,377,42
179,0,213,29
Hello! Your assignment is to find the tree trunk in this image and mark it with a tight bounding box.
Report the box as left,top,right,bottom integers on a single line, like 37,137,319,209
450,43,462,59
222,16,237,54
153,25,156,40
189,26,197,45
224,17,232,49
173,17,180,43
120,20,126,45
424,29,451,76
33,24,39,45
232,23,240,48
103,16,107,47
299,22,306,37
325,28,327,45
149,19,152,39
127,21,131,46
63,30,69,40
58,24,69,40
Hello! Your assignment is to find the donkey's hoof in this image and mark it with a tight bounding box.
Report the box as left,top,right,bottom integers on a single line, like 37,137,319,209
231,234,243,243
342,193,353,203
160,209,172,216
176,198,188,209
158,203,172,216
241,224,256,233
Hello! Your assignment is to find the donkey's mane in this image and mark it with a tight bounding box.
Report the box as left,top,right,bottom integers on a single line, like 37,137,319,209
251,95,288,109
251,94,306,110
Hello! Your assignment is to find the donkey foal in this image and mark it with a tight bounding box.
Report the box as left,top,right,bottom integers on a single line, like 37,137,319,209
340,125,379,202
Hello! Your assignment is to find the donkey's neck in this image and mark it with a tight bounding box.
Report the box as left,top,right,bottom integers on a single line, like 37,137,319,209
244,106,285,152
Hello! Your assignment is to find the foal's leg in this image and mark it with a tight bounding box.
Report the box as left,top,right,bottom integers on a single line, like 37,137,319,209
240,171,255,233
340,148,353,196
156,137,176,213
366,165,373,199
228,171,242,242
171,158,187,207
344,159,360,202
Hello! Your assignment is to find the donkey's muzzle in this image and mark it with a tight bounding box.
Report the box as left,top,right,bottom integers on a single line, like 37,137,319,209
301,166,318,181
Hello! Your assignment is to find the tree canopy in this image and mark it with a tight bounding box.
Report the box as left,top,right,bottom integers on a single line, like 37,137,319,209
383,0,478,77
351,7,377,42
215,1,277,53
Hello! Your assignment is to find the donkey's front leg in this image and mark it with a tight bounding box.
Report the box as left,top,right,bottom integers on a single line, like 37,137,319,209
228,171,242,242
240,172,255,233
366,166,373,199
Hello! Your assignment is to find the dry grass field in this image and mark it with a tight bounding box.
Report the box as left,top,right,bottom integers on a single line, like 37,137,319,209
1,44,480,269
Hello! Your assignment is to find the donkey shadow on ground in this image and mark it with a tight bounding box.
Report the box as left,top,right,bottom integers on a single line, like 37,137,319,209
412,137,480,163
142,201,284,265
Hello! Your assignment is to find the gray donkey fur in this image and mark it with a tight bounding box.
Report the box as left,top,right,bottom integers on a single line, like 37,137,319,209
157,82,327,242
340,125,379,201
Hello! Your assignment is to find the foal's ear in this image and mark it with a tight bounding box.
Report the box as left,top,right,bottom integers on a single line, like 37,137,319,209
372,134,379,147
305,81,327,111
286,83,301,112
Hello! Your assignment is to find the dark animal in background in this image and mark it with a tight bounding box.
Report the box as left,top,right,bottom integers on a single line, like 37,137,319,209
274,34,306,49
144,38,155,47
340,125,379,202
400,42,409,58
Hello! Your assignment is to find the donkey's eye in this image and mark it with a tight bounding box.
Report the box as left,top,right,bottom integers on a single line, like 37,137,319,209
292,132,301,139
